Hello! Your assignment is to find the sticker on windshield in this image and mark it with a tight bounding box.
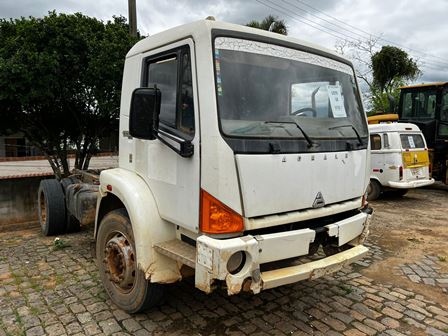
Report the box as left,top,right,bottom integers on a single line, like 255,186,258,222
327,84,347,118
408,136,416,148
215,49,223,96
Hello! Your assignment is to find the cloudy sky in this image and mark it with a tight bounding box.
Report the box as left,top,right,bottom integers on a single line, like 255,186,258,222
1,0,448,83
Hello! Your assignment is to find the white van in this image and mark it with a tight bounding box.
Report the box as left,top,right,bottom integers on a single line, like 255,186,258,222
368,123,434,200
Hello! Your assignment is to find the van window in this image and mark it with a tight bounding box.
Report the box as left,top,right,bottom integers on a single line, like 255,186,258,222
400,134,425,149
383,133,390,148
370,134,382,150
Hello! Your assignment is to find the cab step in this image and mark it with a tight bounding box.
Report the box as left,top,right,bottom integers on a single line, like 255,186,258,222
154,239,196,268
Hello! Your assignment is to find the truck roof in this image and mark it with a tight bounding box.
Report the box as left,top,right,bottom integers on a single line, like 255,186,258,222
127,19,352,66
368,123,421,133
400,82,448,89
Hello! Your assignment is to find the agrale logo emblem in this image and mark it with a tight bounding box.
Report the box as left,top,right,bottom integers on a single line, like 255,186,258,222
313,192,325,208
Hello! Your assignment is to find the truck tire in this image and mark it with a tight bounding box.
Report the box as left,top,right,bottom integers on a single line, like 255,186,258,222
367,179,381,201
96,208,164,313
38,179,67,236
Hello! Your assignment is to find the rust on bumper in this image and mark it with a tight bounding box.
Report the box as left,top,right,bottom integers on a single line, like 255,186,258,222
261,245,369,290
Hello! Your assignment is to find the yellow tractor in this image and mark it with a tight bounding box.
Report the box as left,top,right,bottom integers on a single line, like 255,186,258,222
368,82,448,184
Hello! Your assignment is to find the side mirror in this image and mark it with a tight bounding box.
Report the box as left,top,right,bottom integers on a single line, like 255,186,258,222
129,87,161,140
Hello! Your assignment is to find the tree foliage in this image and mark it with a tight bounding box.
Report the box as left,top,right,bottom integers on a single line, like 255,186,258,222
372,46,420,94
336,39,421,114
0,12,140,178
247,15,287,35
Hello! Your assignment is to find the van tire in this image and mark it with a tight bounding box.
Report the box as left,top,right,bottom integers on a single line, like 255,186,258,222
38,179,67,236
96,208,165,313
367,180,381,201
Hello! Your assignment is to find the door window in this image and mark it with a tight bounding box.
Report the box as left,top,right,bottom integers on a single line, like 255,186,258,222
401,91,437,119
370,134,382,150
439,93,448,136
146,46,195,136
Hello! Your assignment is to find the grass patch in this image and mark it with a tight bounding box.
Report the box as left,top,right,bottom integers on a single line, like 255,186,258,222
338,284,353,294
29,306,40,316
53,238,70,250
11,272,24,286
438,255,447,262
55,274,65,286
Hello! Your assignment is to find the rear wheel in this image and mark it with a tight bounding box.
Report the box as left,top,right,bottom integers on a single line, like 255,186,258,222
367,179,381,201
96,209,164,313
38,179,66,236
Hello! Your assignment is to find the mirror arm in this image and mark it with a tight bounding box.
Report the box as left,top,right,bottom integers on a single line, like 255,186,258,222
156,129,194,157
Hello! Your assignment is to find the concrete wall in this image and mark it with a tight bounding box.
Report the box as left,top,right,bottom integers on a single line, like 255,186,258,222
0,176,51,230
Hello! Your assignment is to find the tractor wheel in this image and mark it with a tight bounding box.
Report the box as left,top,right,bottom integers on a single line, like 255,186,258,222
96,209,165,313
38,179,67,236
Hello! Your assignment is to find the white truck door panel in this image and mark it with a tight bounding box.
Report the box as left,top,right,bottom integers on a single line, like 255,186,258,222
134,39,200,231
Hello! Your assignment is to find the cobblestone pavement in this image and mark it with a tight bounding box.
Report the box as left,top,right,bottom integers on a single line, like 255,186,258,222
1,189,447,336
395,257,448,292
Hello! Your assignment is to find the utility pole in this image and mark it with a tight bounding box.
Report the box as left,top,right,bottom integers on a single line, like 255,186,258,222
128,0,137,37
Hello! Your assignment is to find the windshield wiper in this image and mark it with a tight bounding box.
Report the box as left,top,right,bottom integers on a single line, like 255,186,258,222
329,124,364,146
265,119,315,147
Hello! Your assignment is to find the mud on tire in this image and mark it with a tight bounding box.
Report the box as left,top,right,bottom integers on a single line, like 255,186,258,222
96,208,164,313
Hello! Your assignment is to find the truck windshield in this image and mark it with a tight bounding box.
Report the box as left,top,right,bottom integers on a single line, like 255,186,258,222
214,37,368,140
401,90,437,119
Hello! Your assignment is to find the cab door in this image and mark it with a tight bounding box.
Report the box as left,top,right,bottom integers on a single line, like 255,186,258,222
134,39,200,232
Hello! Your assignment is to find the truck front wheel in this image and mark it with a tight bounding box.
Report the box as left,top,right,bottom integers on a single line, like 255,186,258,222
96,209,164,313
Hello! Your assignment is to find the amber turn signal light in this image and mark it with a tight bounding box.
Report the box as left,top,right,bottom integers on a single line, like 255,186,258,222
200,190,244,234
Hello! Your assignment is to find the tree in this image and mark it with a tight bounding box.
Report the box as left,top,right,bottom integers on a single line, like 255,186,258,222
247,15,287,35
0,12,140,179
335,39,421,114
372,45,420,96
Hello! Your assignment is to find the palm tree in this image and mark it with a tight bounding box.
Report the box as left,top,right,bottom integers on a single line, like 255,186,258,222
246,15,287,35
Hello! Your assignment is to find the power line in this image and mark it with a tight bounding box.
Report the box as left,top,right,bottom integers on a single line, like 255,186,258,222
280,0,372,42
255,0,362,43
290,0,448,65
255,0,448,69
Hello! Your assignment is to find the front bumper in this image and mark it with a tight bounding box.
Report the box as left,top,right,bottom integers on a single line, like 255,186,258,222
388,178,434,189
195,209,372,295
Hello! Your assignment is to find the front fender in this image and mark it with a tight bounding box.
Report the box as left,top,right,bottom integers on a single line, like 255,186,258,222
96,168,181,283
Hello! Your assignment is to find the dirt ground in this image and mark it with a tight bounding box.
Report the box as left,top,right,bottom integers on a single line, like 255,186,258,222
364,184,448,306
0,185,447,336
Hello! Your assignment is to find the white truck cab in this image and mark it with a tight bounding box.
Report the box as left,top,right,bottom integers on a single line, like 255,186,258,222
368,123,434,200
37,19,373,313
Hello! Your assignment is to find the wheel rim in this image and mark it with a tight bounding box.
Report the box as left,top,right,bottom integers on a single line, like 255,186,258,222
103,232,136,293
39,191,47,227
